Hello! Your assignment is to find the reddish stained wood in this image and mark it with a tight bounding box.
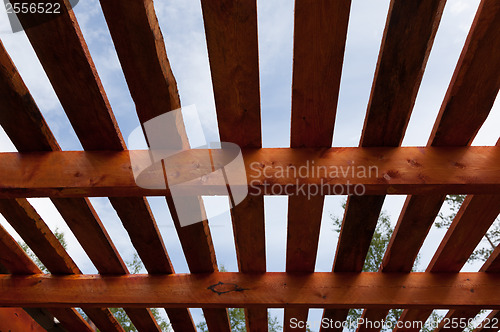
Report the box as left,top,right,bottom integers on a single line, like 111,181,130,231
428,0,500,147
288,0,351,326
474,310,500,332
3,4,184,329
333,195,386,272
1,147,500,197
369,0,500,328
290,0,350,148
201,2,266,328
0,224,94,331
99,0,221,328
380,194,446,272
230,195,266,273
0,40,60,153
326,0,446,328
432,236,500,332
286,195,324,273
428,195,500,272
1,272,500,308
108,197,174,274
51,197,129,274
99,0,181,124
0,308,47,332
12,0,124,151
46,308,94,332
0,199,80,275
0,223,41,275
201,0,261,148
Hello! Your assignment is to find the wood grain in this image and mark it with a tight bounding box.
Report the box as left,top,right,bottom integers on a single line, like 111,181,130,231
0,272,500,308
1,147,499,197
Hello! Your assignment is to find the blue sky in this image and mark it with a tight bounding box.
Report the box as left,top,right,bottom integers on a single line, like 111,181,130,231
0,0,499,330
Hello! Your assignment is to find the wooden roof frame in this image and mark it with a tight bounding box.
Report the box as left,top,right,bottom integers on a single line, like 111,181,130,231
0,0,499,331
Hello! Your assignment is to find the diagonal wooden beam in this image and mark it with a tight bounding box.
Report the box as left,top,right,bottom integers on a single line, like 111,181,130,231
391,0,500,329
0,22,163,331
1,272,500,308
287,1,351,330
200,0,266,330
0,224,93,332
0,199,123,331
98,0,228,329
324,0,448,327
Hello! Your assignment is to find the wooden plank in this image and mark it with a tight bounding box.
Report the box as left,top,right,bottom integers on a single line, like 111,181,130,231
201,0,265,328
0,198,125,331
0,199,80,275
428,195,500,272
201,0,261,148
46,308,94,332
0,308,48,332
1,146,500,197
0,223,41,275
473,310,500,332
11,0,124,151
290,0,350,148
98,0,224,328
2,6,183,330
287,0,351,328
366,0,500,328
0,224,94,331
1,272,500,308
0,40,60,153
432,239,500,332
328,5,447,329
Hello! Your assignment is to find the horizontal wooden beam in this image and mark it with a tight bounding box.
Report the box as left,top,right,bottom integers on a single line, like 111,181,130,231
0,272,499,308
0,147,499,198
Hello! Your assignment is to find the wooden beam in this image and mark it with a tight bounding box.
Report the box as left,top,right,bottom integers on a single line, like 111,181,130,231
288,0,351,329
474,310,500,332
97,0,228,328
325,0,446,327
0,308,49,332
0,224,94,332
3,4,185,330
201,0,261,148
201,0,266,328
290,0,350,148
366,0,500,329
0,272,500,308
0,198,125,331
0,147,499,197
432,239,500,332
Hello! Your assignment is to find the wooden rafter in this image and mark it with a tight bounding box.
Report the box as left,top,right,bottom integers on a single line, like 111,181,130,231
98,0,231,329
200,0,266,329
323,0,447,328
287,0,351,329
360,0,500,328
0,224,93,332
1,5,166,330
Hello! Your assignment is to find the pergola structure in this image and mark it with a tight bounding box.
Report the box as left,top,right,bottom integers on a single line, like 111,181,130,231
0,0,499,331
